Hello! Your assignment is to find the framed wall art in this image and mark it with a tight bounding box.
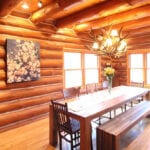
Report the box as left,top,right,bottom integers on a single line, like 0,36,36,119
6,39,40,83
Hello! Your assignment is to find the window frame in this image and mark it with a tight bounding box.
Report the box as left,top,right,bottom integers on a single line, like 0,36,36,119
127,49,150,87
63,51,100,88
84,53,99,84
64,52,82,88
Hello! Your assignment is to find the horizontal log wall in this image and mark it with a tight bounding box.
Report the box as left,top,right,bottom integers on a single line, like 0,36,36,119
112,56,127,86
0,15,127,132
100,55,127,87
0,16,90,132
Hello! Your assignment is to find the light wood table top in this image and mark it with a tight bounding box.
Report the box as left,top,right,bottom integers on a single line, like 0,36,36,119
49,85,150,150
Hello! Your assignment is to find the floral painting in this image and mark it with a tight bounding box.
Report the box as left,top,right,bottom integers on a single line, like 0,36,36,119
6,39,40,83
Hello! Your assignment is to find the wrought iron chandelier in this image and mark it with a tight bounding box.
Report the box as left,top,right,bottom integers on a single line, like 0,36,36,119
87,27,127,58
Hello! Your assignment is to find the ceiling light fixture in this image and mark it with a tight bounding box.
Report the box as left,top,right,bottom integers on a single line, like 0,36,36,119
22,3,29,9
38,0,43,8
87,26,127,58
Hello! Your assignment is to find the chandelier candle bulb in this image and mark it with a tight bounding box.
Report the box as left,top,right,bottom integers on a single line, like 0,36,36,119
92,42,99,49
38,0,43,8
87,26,128,58
110,29,118,36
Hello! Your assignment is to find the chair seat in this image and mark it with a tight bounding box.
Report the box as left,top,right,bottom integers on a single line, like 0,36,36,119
70,118,80,132
52,100,82,150
62,118,80,133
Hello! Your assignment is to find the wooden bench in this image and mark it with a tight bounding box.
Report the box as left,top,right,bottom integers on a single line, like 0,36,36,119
96,101,150,150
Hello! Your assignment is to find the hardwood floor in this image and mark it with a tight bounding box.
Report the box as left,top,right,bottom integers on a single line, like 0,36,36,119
0,116,150,150
0,118,56,150
121,118,150,150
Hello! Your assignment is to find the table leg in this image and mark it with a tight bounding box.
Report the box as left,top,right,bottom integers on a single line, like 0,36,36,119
80,118,92,150
145,91,150,100
49,105,57,146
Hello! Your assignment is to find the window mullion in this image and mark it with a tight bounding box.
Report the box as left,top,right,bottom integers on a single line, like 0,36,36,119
81,52,85,87
143,53,146,85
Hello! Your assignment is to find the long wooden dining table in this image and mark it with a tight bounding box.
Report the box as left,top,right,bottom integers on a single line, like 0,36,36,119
49,85,150,150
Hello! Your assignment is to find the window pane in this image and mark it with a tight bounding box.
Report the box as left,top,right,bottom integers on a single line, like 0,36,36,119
85,54,98,68
147,53,150,84
65,70,82,88
130,69,143,82
147,53,150,68
147,70,150,84
64,52,81,69
130,54,143,68
85,69,98,84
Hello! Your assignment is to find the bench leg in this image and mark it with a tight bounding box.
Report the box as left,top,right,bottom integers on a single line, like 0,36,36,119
97,129,118,150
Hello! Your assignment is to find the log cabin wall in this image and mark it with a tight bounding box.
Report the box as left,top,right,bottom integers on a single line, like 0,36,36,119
0,17,127,132
112,56,127,86
0,15,88,132
100,54,127,87
0,17,62,132
0,0,150,133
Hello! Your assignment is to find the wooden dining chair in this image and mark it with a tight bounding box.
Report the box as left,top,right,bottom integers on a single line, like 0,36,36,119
62,87,80,99
130,81,144,88
129,81,144,106
52,100,93,150
95,83,102,91
124,81,144,111
51,100,80,150
86,83,97,94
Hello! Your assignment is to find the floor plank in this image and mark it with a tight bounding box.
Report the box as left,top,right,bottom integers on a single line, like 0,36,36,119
0,116,150,150
0,118,56,150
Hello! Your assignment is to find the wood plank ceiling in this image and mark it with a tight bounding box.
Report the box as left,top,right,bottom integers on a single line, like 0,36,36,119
0,0,150,50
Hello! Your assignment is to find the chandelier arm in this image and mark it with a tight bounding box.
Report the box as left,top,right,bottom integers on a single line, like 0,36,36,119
122,33,129,39
83,25,128,58
101,28,109,38
108,24,113,35
85,44,94,50
118,26,123,38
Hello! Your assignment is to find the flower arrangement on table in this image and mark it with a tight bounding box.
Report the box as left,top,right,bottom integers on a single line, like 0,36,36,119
104,66,115,94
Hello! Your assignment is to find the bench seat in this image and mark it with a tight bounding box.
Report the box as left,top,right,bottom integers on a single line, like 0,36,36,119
97,101,150,150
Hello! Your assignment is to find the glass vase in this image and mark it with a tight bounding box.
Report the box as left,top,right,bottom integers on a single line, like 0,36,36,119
108,77,112,94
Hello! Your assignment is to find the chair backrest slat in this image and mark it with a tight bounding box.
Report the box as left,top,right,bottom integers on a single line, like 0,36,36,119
86,83,97,94
63,87,80,99
130,81,144,87
51,100,72,132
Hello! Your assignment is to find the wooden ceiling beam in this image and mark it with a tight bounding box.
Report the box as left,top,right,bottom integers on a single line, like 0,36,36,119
56,0,150,28
30,0,105,24
30,2,59,24
127,35,150,45
128,43,150,50
51,0,106,20
124,0,148,5
109,16,150,31
125,26,150,38
91,16,150,36
0,0,23,17
57,0,81,8
73,4,150,31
